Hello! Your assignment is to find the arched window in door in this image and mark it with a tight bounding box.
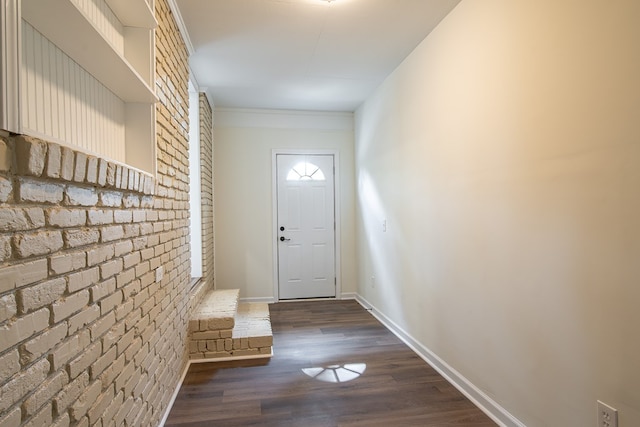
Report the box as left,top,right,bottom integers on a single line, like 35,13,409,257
286,161,326,181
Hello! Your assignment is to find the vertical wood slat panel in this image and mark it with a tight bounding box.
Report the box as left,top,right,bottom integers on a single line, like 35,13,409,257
70,0,124,54
49,41,58,139
33,24,44,133
22,20,35,130
21,21,126,163
56,44,66,143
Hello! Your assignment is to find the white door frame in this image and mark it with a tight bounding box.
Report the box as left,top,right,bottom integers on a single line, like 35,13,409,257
272,148,341,301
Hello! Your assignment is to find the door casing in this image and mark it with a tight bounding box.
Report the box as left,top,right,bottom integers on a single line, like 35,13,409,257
272,148,342,301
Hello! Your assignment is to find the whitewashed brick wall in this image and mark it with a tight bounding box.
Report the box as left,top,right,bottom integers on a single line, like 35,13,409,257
0,0,209,425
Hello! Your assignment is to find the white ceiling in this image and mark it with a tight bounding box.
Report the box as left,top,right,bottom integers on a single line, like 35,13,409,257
174,0,461,112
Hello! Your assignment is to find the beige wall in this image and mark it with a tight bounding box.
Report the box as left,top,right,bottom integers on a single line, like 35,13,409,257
354,0,640,425
214,109,356,300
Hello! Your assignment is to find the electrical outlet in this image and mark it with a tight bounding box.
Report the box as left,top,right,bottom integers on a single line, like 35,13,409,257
597,401,618,427
155,266,163,283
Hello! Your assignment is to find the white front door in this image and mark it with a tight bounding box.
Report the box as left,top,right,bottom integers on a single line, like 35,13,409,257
276,154,336,299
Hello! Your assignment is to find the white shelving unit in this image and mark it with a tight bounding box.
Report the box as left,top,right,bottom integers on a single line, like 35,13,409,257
105,0,157,28
18,0,158,175
0,1,21,133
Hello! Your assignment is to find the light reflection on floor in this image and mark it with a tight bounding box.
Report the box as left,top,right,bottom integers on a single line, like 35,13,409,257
301,363,367,383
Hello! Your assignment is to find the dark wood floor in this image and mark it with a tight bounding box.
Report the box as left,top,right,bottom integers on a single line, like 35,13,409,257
165,300,497,426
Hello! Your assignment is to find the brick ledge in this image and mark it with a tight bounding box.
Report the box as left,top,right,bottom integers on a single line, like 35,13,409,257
2,134,155,195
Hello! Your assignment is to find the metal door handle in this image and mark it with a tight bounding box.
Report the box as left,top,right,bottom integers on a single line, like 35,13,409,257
279,236,290,242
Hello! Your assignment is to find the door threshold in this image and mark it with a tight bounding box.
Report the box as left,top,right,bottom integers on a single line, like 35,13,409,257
277,296,337,303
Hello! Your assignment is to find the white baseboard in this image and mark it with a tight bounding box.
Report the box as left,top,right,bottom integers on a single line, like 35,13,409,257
340,292,358,300
244,293,358,304
239,296,276,304
188,350,273,364
354,294,525,427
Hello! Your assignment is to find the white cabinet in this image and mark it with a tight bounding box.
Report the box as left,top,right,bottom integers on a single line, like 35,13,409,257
18,0,158,174
0,1,21,133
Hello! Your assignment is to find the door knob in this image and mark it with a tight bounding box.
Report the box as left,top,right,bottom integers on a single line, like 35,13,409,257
280,236,290,242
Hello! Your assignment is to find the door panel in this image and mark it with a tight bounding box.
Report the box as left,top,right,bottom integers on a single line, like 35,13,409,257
287,187,301,229
311,244,327,279
311,187,326,228
277,154,336,299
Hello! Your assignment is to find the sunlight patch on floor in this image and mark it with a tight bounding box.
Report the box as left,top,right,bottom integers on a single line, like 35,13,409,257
302,363,367,383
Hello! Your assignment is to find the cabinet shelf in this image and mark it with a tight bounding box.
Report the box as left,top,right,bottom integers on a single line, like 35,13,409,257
105,0,157,29
22,0,157,104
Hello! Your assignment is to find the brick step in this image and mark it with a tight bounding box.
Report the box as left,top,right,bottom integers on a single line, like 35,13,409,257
231,303,273,354
189,288,239,333
188,289,273,361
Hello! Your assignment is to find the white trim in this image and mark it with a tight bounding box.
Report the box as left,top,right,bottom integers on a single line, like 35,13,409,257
188,81,203,279
189,350,273,364
188,70,215,109
0,0,21,133
239,296,276,304
271,152,280,302
275,297,339,304
215,108,353,130
199,86,215,110
188,68,200,92
166,0,194,55
354,294,526,427
339,292,358,300
272,149,342,302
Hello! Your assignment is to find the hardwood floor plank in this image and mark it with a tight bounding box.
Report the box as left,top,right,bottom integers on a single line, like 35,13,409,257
165,300,496,427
